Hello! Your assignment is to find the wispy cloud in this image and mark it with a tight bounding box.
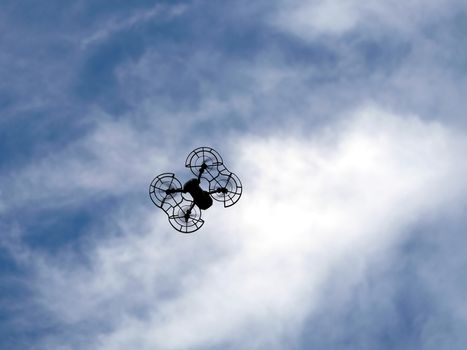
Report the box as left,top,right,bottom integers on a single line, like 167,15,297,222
270,0,463,38
18,106,467,349
2,0,467,349
80,3,188,49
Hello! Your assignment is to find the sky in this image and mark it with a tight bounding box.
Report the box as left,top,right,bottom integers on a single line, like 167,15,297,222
1,0,467,349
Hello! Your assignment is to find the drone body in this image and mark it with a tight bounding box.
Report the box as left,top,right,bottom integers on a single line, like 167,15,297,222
149,147,242,233
182,178,213,210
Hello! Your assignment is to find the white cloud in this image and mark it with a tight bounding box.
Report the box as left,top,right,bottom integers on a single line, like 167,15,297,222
80,4,188,49
0,110,188,213
27,105,467,349
273,0,363,36
271,0,458,39
3,1,467,348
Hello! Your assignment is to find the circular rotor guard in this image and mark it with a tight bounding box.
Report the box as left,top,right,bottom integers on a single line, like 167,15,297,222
149,173,183,210
169,204,204,233
209,171,242,207
185,147,223,179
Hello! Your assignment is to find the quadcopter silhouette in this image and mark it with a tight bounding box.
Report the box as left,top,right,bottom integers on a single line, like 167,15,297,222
149,147,242,233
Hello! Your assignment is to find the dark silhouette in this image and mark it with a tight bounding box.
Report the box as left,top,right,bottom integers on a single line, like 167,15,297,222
149,147,243,233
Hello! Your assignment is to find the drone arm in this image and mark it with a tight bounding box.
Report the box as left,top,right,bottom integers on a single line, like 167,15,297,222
197,163,208,182
166,188,184,194
207,187,228,195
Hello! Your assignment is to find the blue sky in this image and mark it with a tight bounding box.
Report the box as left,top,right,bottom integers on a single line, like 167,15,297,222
2,1,467,349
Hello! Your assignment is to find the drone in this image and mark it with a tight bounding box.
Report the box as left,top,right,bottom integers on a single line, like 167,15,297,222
149,147,243,233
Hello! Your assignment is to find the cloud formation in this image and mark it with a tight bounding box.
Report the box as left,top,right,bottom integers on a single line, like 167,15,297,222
2,1,467,349
23,106,467,349
272,0,461,37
